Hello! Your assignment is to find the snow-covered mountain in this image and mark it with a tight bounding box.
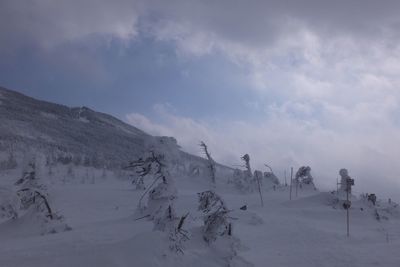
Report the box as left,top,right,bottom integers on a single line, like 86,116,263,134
0,86,224,172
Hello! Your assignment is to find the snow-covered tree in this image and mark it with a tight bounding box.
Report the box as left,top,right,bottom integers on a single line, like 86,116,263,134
241,154,252,176
14,161,71,234
198,190,231,243
200,141,216,185
263,164,280,187
15,162,49,211
295,166,316,189
339,168,353,194
128,151,189,253
231,154,256,193
127,152,177,224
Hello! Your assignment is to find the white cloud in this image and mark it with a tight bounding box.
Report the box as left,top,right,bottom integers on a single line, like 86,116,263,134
126,103,400,200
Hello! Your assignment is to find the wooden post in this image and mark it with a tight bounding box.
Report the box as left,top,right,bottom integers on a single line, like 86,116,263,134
255,172,264,207
284,170,287,186
336,177,339,197
289,167,293,200
346,186,350,237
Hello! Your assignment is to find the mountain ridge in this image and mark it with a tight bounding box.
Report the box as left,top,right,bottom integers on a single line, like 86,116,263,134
0,86,222,172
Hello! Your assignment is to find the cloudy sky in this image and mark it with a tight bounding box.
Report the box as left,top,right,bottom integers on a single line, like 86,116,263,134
1,0,400,199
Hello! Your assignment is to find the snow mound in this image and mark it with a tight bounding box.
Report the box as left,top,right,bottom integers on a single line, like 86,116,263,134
284,192,336,208
0,208,71,238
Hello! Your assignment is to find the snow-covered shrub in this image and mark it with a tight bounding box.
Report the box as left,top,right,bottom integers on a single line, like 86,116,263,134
198,190,231,243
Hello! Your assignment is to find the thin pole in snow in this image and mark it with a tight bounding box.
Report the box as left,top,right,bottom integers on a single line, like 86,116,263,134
346,184,350,237
289,167,293,201
255,172,264,207
336,177,339,197
284,170,287,186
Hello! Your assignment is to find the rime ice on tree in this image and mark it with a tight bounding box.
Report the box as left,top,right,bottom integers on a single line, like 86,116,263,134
232,154,256,193
263,164,280,187
295,166,316,190
339,168,353,194
200,141,216,185
128,151,189,253
14,161,71,234
198,190,231,243
128,152,177,221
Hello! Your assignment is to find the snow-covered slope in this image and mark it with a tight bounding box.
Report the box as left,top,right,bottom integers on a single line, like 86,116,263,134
0,173,399,267
0,86,227,173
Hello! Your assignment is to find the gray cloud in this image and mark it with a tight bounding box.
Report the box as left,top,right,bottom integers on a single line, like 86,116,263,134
1,0,400,51
0,0,140,53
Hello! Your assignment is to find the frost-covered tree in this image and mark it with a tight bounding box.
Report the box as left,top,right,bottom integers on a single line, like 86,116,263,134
198,190,231,243
295,166,315,189
200,141,216,185
14,161,71,234
263,164,280,187
128,151,189,253
15,162,49,211
131,152,177,221
232,154,256,193
339,168,353,194
241,154,252,176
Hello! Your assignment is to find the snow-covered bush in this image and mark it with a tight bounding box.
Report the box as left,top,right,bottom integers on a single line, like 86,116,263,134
198,190,231,243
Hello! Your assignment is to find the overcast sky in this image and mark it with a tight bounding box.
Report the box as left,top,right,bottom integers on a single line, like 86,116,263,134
1,0,400,199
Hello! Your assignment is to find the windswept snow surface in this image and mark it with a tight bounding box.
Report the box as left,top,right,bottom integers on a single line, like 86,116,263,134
0,169,399,267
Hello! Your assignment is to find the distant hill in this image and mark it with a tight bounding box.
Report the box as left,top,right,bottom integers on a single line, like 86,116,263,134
0,86,226,172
